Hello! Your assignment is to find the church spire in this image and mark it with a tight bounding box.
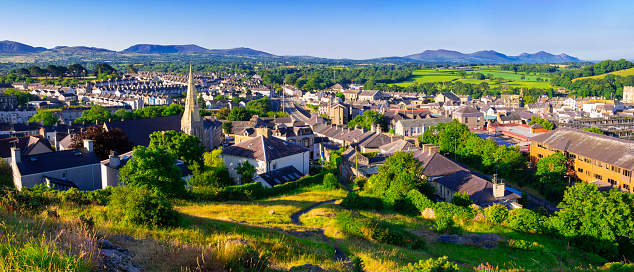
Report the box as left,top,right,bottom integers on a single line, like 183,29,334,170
181,64,203,136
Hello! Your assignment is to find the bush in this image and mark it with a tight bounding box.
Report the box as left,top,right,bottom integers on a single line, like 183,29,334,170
218,241,270,272
451,192,473,208
602,262,634,271
59,188,91,205
354,176,367,190
323,173,339,190
504,239,545,251
395,189,434,215
340,192,384,211
504,209,546,233
483,203,509,224
400,256,459,272
108,185,179,228
335,211,425,250
0,185,55,215
433,202,476,234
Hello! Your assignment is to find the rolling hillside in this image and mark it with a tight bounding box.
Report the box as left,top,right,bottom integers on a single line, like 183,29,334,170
572,67,634,81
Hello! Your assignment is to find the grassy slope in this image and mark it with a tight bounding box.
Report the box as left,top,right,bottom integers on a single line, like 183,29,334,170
572,67,634,82
391,69,554,89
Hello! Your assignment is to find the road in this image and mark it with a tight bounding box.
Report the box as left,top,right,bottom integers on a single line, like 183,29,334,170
282,98,310,122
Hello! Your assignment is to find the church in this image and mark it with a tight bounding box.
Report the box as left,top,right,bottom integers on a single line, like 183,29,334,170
103,65,223,151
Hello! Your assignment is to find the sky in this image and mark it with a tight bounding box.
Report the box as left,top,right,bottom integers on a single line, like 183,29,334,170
1,0,633,60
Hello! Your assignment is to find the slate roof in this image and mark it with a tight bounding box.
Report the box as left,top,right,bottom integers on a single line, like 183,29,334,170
0,136,53,158
498,112,522,122
412,149,467,177
44,176,79,188
104,115,182,147
222,135,310,161
530,127,634,170
397,118,452,128
435,170,520,205
15,149,101,176
379,139,416,153
359,133,393,149
257,165,304,186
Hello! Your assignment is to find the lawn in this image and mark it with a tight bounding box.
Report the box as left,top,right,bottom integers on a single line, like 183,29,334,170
572,67,634,81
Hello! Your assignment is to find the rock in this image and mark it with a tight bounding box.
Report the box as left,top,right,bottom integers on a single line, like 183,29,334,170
422,208,435,219
473,212,486,222
433,233,504,249
109,234,136,243
289,264,326,272
96,239,143,272
269,209,275,215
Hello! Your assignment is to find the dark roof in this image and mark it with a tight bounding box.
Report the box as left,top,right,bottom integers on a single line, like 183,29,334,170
257,165,303,186
379,139,416,153
0,136,53,158
454,106,480,114
359,133,393,149
222,135,309,161
104,115,182,147
15,149,101,176
413,150,467,177
530,127,634,170
44,176,79,188
397,118,452,128
435,170,520,205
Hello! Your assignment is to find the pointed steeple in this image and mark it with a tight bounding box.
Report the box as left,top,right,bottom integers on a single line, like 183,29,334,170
181,64,203,136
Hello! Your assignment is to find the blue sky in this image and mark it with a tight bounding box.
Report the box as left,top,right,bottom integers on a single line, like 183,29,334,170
2,0,633,60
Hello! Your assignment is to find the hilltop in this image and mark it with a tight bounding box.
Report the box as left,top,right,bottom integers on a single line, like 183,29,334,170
0,40,46,53
121,44,209,54
405,49,581,64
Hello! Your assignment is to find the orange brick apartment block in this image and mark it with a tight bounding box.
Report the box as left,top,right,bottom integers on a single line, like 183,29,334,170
529,127,634,193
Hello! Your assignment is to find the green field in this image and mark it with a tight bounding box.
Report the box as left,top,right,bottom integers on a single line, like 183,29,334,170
572,67,634,81
391,68,553,89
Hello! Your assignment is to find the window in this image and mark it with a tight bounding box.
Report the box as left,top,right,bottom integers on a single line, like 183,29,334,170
624,184,630,190
577,168,583,173
577,155,584,161
625,170,632,177
594,174,602,180
611,165,621,173
62,171,67,180
272,163,277,170
608,178,617,186
538,154,543,158
586,170,591,176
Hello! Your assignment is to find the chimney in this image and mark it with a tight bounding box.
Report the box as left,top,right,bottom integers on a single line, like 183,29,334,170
54,130,59,151
256,128,272,138
109,151,120,167
493,181,505,198
11,147,21,164
83,139,94,152
428,145,440,155
377,125,382,134
371,123,376,133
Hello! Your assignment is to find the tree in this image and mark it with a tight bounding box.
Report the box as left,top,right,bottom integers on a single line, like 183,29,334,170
347,110,386,131
161,104,184,116
203,148,226,169
335,92,345,101
451,192,473,208
28,66,45,77
4,89,34,106
367,151,434,204
93,63,117,77
222,121,233,135
227,106,252,121
535,152,568,202
70,126,134,160
68,64,86,78
149,131,204,172
234,160,256,184
114,109,135,121
74,105,113,124
216,108,230,120
119,145,184,198
29,111,59,125
127,64,138,74
583,127,604,135
246,97,271,116
528,116,554,130
0,159,13,188
323,172,339,190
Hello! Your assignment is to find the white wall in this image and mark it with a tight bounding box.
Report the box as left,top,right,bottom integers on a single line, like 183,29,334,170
223,151,310,183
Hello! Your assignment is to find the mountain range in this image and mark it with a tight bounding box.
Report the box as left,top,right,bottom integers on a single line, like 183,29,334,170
0,40,582,63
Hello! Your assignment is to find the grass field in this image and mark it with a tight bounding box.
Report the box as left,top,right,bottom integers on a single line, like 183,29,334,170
391,68,554,89
572,67,634,81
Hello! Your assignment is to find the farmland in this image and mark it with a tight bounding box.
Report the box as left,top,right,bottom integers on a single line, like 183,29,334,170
572,67,634,81
390,67,554,89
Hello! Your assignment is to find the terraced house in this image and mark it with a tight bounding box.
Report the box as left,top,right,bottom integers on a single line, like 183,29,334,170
529,127,634,193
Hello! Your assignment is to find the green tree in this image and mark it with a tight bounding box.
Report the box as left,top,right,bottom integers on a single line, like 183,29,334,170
246,97,271,116
161,104,184,116
70,126,134,160
367,151,434,204
222,121,233,135
583,127,604,135
451,192,473,208
119,145,185,198
216,108,230,120
227,106,252,121
400,256,459,272
535,152,568,202
0,160,13,188
348,110,386,131
127,64,138,74
234,160,256,184
93,62,117,77
108,185,179,227
68,64,86,78
323,172,339,190
74,105,113,124
29,111,59,125
4,89,34,106
149,131,204,172
114,109,135,121
528,116,554,130
335,92,345,101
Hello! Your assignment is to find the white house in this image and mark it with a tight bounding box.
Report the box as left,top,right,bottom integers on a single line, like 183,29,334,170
221,128,310,184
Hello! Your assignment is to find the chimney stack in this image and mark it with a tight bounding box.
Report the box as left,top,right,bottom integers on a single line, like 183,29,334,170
11,147,21,164
493,176,505,198
109,151,120,167
83,139,94,152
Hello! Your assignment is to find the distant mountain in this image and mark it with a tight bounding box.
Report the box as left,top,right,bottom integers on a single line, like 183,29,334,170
121,44,208,54
206,47,275,57
0,40,46,53
404,49,580,64
49,46,114,54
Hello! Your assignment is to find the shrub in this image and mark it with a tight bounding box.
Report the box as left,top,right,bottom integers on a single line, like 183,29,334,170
351,256,365,272
354,176,367,190
400,256,459,272
504,239,545,251
108,185,179,228
323,173,339,190
433,202,476,234
335,211,425,250
217,240,270,272
451,192,473,208
504,208,546,233
395,189,434,215
340,192,383,211
483,203,509,224
0,186,55,215
59,188,91,205
602,262,634,272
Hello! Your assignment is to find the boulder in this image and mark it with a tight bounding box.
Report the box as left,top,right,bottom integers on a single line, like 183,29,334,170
289,264,326,271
